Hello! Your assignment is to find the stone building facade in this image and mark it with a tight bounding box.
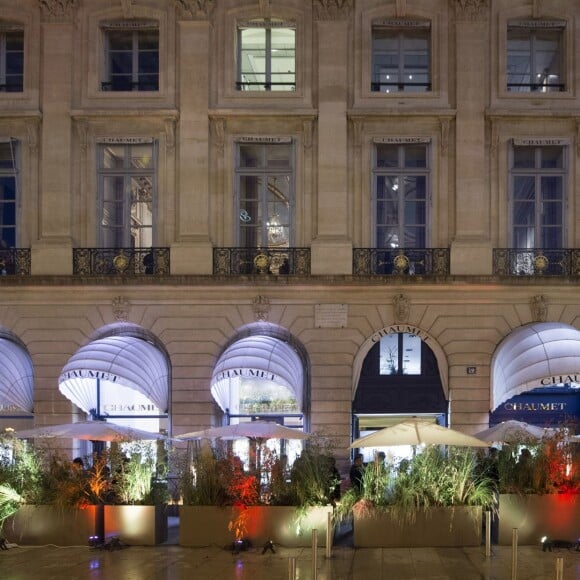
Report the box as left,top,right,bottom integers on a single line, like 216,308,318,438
0,0,579,468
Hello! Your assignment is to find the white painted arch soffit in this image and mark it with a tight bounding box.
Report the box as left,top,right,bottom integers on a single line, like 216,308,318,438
58,335,170,414
491,322,580,411
211,335,304,413
0,338,34,413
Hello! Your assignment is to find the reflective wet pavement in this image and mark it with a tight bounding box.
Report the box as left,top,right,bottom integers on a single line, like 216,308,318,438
2,542,580,579
2,517,580,579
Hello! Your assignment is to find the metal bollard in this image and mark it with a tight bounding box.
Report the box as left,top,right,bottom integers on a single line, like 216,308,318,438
485,511,491,558
312,528,318,580
511,528,518,580
326,511,332,559
288,556,296,580
555,557,564,580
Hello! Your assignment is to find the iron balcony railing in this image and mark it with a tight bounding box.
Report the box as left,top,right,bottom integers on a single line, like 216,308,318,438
371,81,431,92
0,248,31,276
353,248,450,276
493,248,580,277
213,247,310,276
73,247,170,276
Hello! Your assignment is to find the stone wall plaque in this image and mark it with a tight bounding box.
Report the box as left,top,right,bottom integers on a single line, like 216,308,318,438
315,304,348,328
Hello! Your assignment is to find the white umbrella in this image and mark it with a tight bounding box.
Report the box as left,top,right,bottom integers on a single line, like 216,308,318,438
14,420,168,442
176,420,310,442
474,420,554,444
350,418,490,448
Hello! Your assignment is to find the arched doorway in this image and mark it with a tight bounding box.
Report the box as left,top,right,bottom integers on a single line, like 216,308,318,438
352,325,448,463
210,322,310,468
0,328,34,430
490,322,580,430
58,323,171,440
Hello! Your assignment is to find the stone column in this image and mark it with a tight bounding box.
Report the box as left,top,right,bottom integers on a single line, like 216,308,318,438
171,15,213,274
310,4,352,275
450,0,492,275
32,6,75,274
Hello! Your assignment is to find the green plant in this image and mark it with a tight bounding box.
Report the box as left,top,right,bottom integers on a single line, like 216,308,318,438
336,447,496,526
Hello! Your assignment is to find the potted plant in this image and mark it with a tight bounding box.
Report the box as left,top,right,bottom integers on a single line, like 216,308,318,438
336,446,496,548
495,431,580,545
177,439,335,549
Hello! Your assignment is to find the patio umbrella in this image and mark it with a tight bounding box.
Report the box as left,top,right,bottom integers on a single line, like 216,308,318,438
350,418,490,448
176,420,310,442
13,420,168,442
176,421,310,474
473,420,554,444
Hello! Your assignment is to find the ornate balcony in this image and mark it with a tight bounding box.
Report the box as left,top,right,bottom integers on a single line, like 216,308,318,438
213,248,310,276
493,248,580,277
0,248,31,276
353,248,450,276
73,248,170,276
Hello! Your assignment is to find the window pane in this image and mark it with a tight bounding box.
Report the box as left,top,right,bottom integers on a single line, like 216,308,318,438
130,145,154,169
101,146,125,169
239,145,263,168
513,147,535,168
404,146,427,168
540,146,563,168
376,145,398,168
402,333,421,375
379,334,399,374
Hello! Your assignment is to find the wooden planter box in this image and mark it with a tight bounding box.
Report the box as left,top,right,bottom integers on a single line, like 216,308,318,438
498,493,580,546
104,505,168,545
353,506,482,548
3,505,102,546
179,505,333,548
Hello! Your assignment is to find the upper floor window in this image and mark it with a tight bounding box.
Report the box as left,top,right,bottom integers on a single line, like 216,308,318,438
510,141,565,249
101,21,159,92
373,141,429,249
237,19,295,91
97,141,156,248
371,20,430,93
0,26,23,93
507,21,565,93
0,139,17,247
235,140,294,247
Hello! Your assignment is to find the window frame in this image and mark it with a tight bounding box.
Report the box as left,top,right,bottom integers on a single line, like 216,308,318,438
100,20,159,93
236,18,296,92
96,140,157,248
0,25,23,93
372,140,431,250
506,20,566,93
234,139,295,249
508,140,567,250
370,20,431,94
0,138,18,248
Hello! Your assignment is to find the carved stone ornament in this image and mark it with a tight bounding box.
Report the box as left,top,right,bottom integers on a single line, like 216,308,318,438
212,117,226,155
530,294,548,323
112,296,131,322
38,0,79,20
26,119,40,154
313,0,353,21
252,295,271,322
393,293,410,324
455,0,489,22
174,0,214,19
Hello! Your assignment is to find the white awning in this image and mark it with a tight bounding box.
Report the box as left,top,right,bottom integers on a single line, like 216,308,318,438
59,335,169,414
0,338,33,413
491,322,580,411
211,335,303,412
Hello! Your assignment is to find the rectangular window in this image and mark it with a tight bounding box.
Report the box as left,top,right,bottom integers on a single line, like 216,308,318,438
237,20,295,91
373,142,429,248
102,22,159,92
0,139,17,247
0,27,23,92
98,142,156,248
507,22,565,92
379,333,421,375
510,143,565,249
371,21,430,93
236,141,293,247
